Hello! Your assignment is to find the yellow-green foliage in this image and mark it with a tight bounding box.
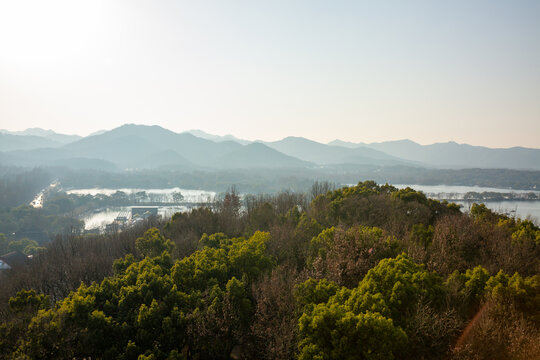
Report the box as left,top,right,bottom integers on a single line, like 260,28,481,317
298,302,407,360
511,219,540,246
470,203,501,222
8,289,50,314
4,229,275,359
391,187,428,205
135,227,175,258
446,266,491,308
295,278,340,310
314,181,396,223
296,254,444,359
309,227,335,262
447,266,540,321
485,271,540,317
471,203,540,246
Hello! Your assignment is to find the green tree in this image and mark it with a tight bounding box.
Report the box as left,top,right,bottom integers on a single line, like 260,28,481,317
298,303,406,360
511,219,540,246
295,278,340,310
7,238,39,255
409,223,434,249
352,254,444,325
171,191,184,204
8,289,50,314
296,254,445,359
135,228,175,258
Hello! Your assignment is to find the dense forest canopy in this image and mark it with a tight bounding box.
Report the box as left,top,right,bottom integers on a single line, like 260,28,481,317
0,181,539,359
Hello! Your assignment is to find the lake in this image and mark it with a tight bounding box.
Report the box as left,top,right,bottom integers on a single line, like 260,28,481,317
395,184,540,222
68,187,216,230
77,185,540,230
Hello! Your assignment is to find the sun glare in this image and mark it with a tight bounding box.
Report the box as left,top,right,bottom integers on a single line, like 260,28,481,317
0,1,109,67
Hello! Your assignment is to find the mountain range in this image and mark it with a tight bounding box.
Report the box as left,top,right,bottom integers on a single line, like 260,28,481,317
1,124,539,171
328,139,540,170
1,128,81,148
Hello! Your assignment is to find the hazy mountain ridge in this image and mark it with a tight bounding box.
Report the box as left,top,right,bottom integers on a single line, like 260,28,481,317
184,129,251,145
2,124,540,171
0,147,120,171
211,142,313,169
1,128,82,145
1,125,311,170
0,133,64,152
328,139,540,170
261,136,414,166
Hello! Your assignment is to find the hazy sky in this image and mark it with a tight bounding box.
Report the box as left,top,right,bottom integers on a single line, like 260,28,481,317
1,0,539,147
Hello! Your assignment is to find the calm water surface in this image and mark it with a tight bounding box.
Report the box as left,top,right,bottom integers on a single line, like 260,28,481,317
395,184,540,222
69,188,216,230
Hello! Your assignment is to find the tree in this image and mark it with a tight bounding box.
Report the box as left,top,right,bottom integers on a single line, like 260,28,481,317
8,289,50,315
172,191,184,204
310,226,401,287
298,303,406,360
511,219,540,246
310,180,335,200
135,228,175,258
135,191,148,203
352,254,444,325
296,254,445,359
409,223,434,250
7,238,39,255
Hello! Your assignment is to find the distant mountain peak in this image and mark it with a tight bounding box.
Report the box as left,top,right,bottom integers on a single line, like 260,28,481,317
186,129,214,137
115,123,167,131
185,129,251,145
88,129,108,136
2,127,79,137
276,136,320,145
105,123,178,137
282,136,305,140
0,127,82,145
20,128,56,136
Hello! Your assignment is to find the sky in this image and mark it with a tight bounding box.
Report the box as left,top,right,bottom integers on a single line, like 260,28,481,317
0,0,539,148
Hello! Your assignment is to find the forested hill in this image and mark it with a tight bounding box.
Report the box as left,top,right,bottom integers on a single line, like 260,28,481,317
1,181,539,359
